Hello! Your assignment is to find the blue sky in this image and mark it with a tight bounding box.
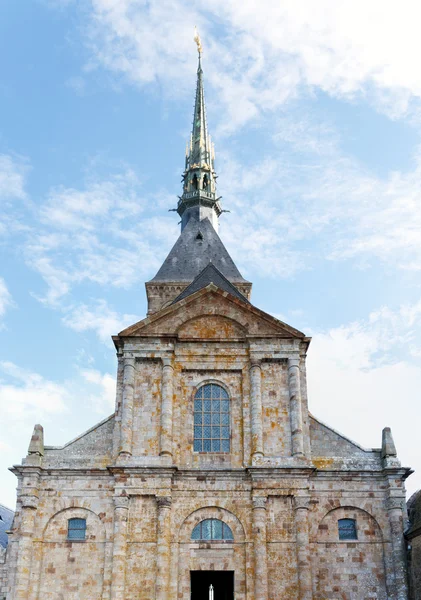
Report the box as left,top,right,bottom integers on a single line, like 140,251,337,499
1,0,421,508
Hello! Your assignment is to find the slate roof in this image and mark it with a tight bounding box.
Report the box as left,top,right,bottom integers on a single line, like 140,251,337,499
172,263,250,305
149,216,249,284
0,504,14,548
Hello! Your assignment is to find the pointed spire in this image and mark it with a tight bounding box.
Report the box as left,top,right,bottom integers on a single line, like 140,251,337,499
177,29,222,232
28,424,44,456
381,427,397,458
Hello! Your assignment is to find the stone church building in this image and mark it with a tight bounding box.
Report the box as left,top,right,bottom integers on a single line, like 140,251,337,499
0,41,413,600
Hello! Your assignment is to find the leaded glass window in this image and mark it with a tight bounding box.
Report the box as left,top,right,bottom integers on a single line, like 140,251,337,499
67,518,86,541
193,383,230,453
191,519,234,541
338,518,357,540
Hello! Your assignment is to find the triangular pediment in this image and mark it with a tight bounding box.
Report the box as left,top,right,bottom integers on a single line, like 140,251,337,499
117,284,305,340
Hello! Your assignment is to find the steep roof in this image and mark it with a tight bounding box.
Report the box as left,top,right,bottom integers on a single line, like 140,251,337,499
0,504,14,548
149,216,249,284
172,263,249,305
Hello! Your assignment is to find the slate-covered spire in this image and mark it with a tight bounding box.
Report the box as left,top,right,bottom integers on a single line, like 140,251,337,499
177,29,221,232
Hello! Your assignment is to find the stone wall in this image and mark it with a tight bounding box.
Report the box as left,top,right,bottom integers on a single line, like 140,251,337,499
312,505,387,599
0,547,7,600
1,290,411,599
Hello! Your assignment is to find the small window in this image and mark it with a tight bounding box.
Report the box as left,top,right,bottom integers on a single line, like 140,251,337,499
191,519,233,541
338,518,357,540
68,518,86,541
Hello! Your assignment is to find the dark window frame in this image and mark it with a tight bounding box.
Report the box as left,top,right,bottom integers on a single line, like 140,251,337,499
338,518,357,540
67,517,87,541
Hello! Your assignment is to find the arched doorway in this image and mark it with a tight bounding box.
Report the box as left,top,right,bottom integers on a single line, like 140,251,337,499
178,507,248,600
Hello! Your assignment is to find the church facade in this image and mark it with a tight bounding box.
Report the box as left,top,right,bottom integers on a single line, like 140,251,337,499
0,41,412,600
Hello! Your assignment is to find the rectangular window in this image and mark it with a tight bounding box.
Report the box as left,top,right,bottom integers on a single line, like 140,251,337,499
338,518,357,540
68,518,86,540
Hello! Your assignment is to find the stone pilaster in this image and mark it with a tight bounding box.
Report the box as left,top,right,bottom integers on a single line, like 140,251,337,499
294,496,313,600
119,357,135,457
250,360,264,459
155,496,172,600
160,358,174,459
13,494,38,600
110,495,129,600
288,358,304,456
387,496,409,600
252,496,268,600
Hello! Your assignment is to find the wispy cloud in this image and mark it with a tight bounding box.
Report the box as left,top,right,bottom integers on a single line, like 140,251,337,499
23,168,177,305
0,154,28,201
0,361,68,417
0,278,14,321
63,299,139,343
0,359,115,507
82,0,421,133
218,130,421,278
307,299,421,494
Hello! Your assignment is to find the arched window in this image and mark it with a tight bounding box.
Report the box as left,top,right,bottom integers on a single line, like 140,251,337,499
68,518,86,540
191,519,234,541
338,518,357,540
193,383,230,453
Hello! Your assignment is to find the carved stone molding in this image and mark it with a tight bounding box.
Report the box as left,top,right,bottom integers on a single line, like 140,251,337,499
114,495,129,511
20,495,39,510
288,357,300,370
162,357,174,369
156,496,172,510
252,496,267,510
387,497,404,511
293,496,310,511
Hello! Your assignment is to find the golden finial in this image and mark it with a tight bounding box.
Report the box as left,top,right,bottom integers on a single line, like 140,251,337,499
194,26,203,55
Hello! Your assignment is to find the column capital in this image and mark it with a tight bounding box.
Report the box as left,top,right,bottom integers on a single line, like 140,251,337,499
114,495,129,510
288,357,300,369
294,496,311,511
250,358,261,370
387,497,404,511
123,356,136,367
252,496,267,510
162,357,174,369
20,495,39,510
156,495,172,509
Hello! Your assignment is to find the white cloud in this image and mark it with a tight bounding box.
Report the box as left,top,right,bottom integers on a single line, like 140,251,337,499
84,0,421,133
217,131,421,278
41,171,143,230
0,154,28,201
0,361,68,417
80,368,116,412
24,169,177,305
0,360,116,507
0,278,14,320
63,299,138,342
307,300,421,496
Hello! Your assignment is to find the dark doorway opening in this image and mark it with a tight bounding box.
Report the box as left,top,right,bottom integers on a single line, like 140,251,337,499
191,570,234,600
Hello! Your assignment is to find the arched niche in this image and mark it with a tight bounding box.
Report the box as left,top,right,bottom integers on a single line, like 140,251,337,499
316,505,383,543
313,505,387,600
177,506,248,600
39,507,106,600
